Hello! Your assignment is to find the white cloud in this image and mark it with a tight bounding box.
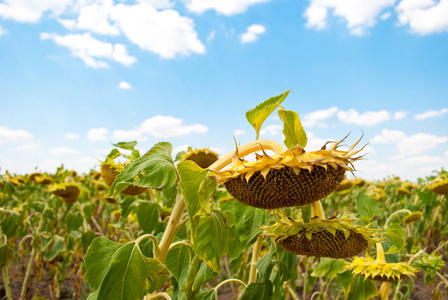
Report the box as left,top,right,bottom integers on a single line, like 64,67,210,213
181,0,270,15
303,107,338,128
207,30,216,42
0,126,33,143
305,132,331,151
304,0,396,35
393,110,407,120
0,0,72,23
87,128,108,141
40,32,136,68
140,115,208,138
233,129,246,136
415,108,448,120
372,129,447,155
240,24,266,43
58,0,119,36
396,133,447,155
0,25,7,36
396,0,448,34
381,11,392,19
337,109,391,126
112,129,144,141
138,0,175,9
65,133,79,140
172,144,189,158
118,81,132,90
260,124,282,136
15,142,39,152
48,147,79,155
111,3,205,59
371,129,407,143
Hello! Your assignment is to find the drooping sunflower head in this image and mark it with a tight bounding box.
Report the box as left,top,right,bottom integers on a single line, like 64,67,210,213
366,185,386,201
412,253,445,277
261,212,380,258
335,179,353,192
347,256,419,282
426,171,448,195
100,158,147,196
48,182,81,204
214,136,365,209
182,148,219,168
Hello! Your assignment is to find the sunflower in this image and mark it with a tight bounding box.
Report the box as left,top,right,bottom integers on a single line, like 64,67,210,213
261,204,379,258
426,171,448,195
346,243,418,282
48,182,81,204
101,158,147,196
211,136,365,209
335,179,353,192
181,148,220,168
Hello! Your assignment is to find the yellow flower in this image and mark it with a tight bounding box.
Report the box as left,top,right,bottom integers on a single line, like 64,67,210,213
101,158,147,196
48,182,81,204
212,136,365,209
181,148,219,168
261,210,379,258
347,243,418,282
426,171,448,195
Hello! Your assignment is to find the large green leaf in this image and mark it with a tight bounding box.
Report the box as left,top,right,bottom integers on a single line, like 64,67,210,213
239,281,274,300
246,90,290,139
42,235,66,261
193,263,216,291
65,211,83,233
311,258,345,279
356,192,380,220
178,161,216,233
109,142,177,196
257,246,274,282
278,108,307,149
0,244,14,266
192,210,231,273
112,141,137,151
347,275,378,300
137,202,160,234
165,244,192,282
84,237,170,300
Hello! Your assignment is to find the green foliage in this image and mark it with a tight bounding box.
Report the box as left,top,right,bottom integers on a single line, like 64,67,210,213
246,90,290,139
278,108,307,149
239,281,274,300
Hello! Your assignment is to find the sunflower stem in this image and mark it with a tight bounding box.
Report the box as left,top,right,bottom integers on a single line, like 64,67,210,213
311,201,325,220
156,194,186,263
379,281,390,300
248,234,264,284
376,243,386,264
384,209,412,228
209,140,285,172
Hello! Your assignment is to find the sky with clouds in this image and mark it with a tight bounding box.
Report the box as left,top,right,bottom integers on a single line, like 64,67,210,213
0,0,447,181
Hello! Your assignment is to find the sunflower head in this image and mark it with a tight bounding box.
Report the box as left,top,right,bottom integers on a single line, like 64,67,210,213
182,148,219,168
100,158,147,196
412,253,445,278
403,211,422,224
426,171,448,195
214,137,365,209
347,256,418,282
335,179,353,192
261,212,380,258
366,185,386,201
48,182,81,204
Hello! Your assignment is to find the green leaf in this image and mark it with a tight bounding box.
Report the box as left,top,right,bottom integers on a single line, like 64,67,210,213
239,281,274,300
246,90,290,139
356,192,380,220
178,161,215,233
65,211,83,233
181,255,202,299
81,230,96,251
277,108,307,149
110,142,177,196
0,244,14,266
112,141,138,151
193,263,216,291
302,205,311,223
137,202,160,234
385,223,405,250
192,211,231,273
199,290,216,300
4,180,16,195
311,258,345,279
347,275,378,300
165,244,192,282
336,271,354,296
257,246,275,282
84,237,169,300
43,235,66,261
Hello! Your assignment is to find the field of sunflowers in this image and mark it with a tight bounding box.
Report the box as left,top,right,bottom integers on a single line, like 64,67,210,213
1,90,447,300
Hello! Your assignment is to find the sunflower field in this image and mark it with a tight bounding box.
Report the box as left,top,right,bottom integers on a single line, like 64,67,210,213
1,90,447,300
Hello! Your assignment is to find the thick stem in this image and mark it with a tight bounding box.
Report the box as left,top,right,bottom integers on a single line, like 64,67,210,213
146,292,172,300
214,278,247,293
136,234,161,257
384,209,412,228
380,282,390,300
248,235,264,284
376,243,386,264
209,140,285,172
311,201,325,219
2,264,12,300
285,282,299,300
156,194,186,262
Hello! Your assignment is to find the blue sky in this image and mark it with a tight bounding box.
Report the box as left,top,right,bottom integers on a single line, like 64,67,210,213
0,0,447,181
